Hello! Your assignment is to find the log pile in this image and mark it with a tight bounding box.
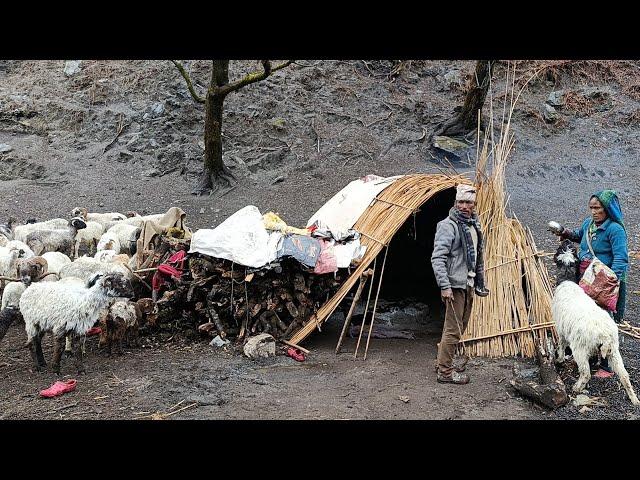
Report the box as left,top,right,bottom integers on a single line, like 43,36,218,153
138,236,347,342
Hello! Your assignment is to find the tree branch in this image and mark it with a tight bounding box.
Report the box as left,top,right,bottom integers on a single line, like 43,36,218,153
170,60,206,104
220,60,295,96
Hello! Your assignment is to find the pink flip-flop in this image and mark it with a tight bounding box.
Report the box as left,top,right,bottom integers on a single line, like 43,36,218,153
286,347,305,362
39,379,77,398
86,327,102,336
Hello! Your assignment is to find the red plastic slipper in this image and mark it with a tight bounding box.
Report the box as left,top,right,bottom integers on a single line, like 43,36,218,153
86,327,102,336
286,347,305,362
39,379,77,398
594,369,615,379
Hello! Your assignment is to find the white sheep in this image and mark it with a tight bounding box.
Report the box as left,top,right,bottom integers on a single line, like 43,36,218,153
552,240,639,405
0,246,27,280
73,220,104,258
4,240,35,259
96,230,121,254
1,281,26,310
101,223,141,255
19,272,134,374
41,252,72,278
13,218,68,243
105,212,170,231
71,207,126,229
59,255,132,283
26,218,87,257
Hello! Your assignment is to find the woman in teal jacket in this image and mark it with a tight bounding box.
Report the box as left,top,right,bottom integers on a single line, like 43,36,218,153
557,190,629,376
561,189,628,322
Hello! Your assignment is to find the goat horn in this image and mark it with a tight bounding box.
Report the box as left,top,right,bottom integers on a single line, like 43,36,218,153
38,272,60,281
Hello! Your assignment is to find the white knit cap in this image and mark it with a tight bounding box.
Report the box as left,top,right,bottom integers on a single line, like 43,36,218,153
456,184,476,202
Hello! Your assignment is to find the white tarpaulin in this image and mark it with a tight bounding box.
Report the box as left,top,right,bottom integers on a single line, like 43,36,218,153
188,205,282,268
306,174,402,238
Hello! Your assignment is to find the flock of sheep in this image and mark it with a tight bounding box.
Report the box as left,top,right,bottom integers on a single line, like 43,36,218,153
0,208,164,374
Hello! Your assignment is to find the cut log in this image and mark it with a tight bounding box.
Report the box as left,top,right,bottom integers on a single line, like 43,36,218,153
510,340,568,410
509,377,568,410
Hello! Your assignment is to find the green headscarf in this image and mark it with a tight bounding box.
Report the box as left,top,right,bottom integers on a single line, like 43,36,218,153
591,189,625,230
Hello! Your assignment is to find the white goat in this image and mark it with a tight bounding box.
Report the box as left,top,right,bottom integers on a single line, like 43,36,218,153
19,272,133,374
552,240,639,405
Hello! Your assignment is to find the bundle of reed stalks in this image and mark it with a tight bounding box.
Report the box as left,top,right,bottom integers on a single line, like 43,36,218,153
461,64,556,357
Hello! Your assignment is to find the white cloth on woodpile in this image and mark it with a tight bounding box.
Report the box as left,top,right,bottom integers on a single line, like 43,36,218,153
189,205,282,268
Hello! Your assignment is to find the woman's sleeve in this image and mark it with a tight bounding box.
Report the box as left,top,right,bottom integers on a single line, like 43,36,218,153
609,226,629,279
563,223,583,243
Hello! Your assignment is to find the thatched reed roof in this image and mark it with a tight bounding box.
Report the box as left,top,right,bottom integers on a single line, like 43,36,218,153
288,173,470,346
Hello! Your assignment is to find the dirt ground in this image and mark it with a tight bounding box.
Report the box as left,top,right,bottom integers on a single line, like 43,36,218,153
1,59,640,420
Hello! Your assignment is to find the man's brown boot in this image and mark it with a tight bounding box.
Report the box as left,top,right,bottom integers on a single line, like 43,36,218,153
437,371,470,384
433,356,468,373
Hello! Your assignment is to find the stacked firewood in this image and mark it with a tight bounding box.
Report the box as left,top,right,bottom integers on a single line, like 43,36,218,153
143,237,347,342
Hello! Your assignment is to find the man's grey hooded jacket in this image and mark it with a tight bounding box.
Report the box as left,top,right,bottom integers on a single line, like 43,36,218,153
431,217,484,290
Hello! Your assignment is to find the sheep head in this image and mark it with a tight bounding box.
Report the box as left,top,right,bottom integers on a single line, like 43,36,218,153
89,272,134,299
554,239,579,284
17,256,48,285
71,207,88,220
70,217,87,230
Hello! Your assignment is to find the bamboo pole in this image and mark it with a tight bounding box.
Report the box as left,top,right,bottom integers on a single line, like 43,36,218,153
335,269,372,354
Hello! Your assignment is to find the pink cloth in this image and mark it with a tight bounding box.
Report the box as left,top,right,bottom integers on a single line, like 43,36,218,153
314,240,338,274
152,249,187,291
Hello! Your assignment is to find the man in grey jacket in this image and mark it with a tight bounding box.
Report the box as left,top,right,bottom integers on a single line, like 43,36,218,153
431,184,489,384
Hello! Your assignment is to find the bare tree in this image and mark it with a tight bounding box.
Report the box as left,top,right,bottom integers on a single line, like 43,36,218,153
436,60,495,137
172,60,294,195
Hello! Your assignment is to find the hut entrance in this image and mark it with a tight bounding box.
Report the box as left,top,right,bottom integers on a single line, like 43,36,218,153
363,187,456,330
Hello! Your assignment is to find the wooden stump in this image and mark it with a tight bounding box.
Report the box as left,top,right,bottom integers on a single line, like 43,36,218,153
510,340,569,410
